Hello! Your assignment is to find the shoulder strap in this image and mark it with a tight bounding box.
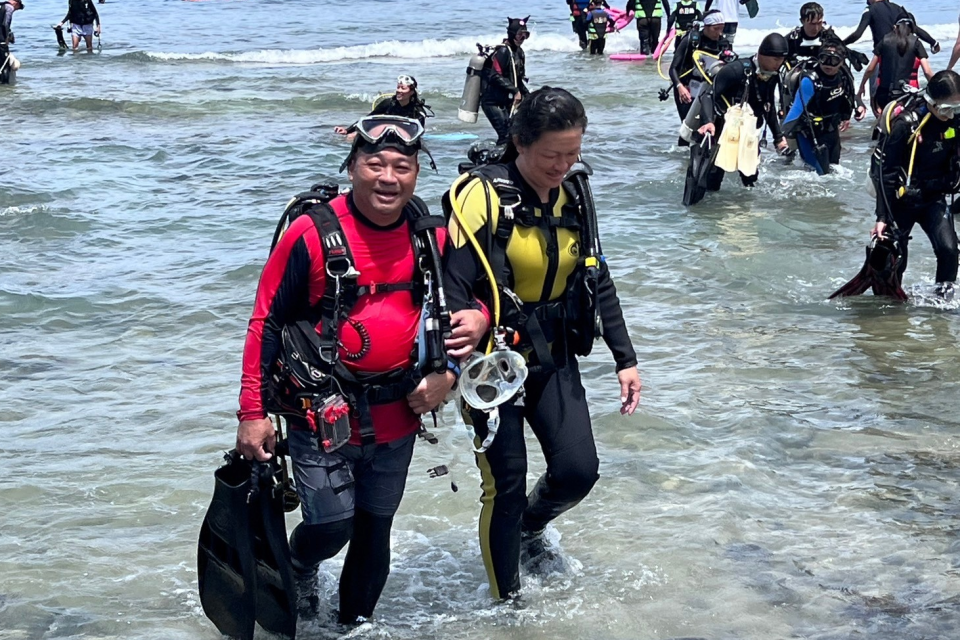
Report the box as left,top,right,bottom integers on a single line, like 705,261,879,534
305,200,356,365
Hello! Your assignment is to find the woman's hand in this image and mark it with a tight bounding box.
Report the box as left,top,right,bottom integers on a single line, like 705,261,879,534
446,309,489,360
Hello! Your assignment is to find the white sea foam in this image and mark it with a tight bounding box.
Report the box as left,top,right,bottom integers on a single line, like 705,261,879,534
143,23,960,64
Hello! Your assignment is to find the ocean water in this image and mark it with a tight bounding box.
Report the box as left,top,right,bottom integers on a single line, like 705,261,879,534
3,1,960,639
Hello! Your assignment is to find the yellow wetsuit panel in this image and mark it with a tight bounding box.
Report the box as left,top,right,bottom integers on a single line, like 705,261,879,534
449,176,580,303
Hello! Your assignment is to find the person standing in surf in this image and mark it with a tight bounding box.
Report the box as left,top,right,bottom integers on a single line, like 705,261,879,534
782,38,866,175
703,0,753,47
667,0,702,49
1,0,23,45
858,17,932,117
869,70,960,301
669,10,729,145
56,0,101,53
627,0,671,56
585,0,611,55
480,17,530,146
568,0,591,50
334,74,433,136
442,87,641,601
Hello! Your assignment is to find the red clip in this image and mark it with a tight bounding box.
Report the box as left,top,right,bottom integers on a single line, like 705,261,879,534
322,401,349,424
305,410,318,433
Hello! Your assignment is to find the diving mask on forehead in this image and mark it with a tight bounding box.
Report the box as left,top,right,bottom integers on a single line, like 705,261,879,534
339,115,437,172
397,75,417,88
925,92,960,119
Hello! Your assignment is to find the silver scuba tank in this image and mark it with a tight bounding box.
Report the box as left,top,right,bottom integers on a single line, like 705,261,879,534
458,46,488,123
678,55,731,142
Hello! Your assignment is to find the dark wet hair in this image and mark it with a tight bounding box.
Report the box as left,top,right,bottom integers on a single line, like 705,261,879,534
800,2,823,20
508,86,588,148
819,34,846,57
927,70,960,101
894,17,915,56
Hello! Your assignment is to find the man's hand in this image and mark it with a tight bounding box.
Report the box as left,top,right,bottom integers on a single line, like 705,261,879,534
839,119,851,132
617,367,642,416
698,122,716,137
871,221,887,239
237,418,276,461
407,371,456,415
854,106,867,122
446,309,489,360
678,84,692,104
776,137,788,152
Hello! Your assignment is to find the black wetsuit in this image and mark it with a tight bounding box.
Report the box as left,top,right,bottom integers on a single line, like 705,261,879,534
782,63,858,171
786,25,839,63
874,106,960,283
443,162,637,600
698,58,782,188
481,41,528,145
669,29,730,123
843,1,935,49
345,96,430,134
873,32,926,108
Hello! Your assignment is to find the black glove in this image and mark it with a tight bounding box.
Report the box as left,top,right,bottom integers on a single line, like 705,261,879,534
848,50,868,72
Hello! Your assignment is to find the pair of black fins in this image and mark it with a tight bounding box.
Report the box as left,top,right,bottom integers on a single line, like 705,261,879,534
683,133,720,206
198,450,299,639
829,234,908,301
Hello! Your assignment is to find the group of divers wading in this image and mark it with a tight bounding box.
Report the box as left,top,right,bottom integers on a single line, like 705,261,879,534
6,0,951,637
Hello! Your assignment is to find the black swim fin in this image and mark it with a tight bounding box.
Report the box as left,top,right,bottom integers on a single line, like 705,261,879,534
53,25,67,50
683,134,717,206
829,236,907,301
198,451,299,640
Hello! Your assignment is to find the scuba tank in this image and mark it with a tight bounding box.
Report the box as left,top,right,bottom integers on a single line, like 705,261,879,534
679,52,734,142
459,44,490,123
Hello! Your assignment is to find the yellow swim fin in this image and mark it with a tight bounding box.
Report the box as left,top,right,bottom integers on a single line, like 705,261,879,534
714,104,742,173
736,103,761,178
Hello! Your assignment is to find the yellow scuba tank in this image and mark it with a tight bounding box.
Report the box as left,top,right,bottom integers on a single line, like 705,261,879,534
459,46,489,123
371,93,393,110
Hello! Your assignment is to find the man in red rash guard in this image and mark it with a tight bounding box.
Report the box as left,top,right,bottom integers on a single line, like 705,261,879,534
235,116,488,625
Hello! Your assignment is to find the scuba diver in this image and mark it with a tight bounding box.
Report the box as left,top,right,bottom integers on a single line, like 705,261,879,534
668,0,702,49
782,38,867,175
232,115,478,626
56,0,101,53
0,0,21,85
442,87,641,601
669,10,730,145
585,1,611,55
480,17,530,146
785,3,848,65
568,0,591,50
843,0,938,53
1,0,22,45
859,17,932,117
867,70,960,300
692,33,789,195
334,75,433,136
627,0,671,56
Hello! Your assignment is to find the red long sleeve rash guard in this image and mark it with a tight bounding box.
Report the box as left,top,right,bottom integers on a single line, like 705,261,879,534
238,193,448,444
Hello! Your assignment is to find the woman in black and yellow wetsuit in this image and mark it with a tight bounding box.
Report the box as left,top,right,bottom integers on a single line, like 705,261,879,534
442,87,642,600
